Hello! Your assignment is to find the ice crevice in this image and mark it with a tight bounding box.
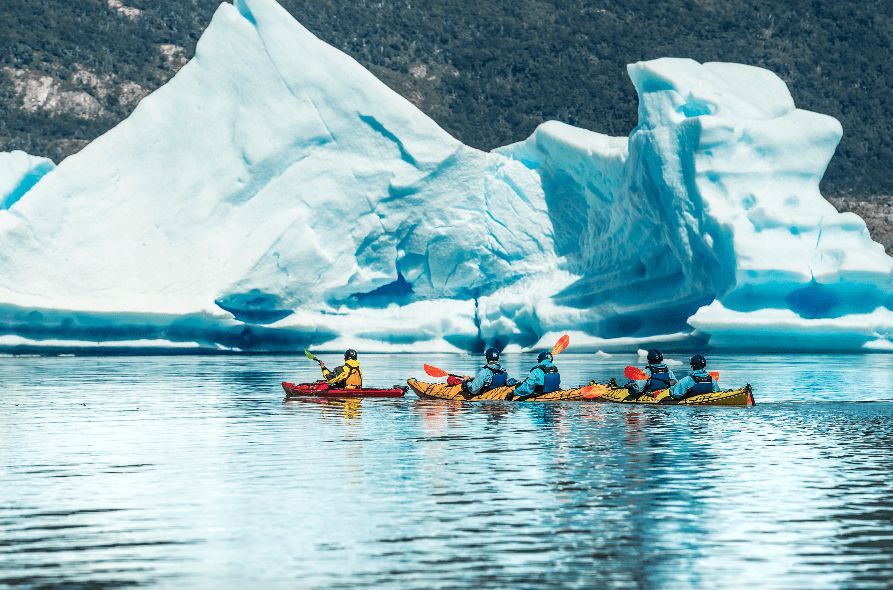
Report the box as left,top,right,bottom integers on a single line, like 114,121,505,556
359,114,420,169
0,152,55,211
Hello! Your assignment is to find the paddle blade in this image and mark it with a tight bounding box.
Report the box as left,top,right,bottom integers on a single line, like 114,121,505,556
624,366,648,381
709,371,720,381
581,385,603,399
303,348,318,362
423,364,449,378
551,334,570,356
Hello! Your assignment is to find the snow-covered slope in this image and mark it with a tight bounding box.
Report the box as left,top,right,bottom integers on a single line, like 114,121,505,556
0,151,54,210
0,0,890,353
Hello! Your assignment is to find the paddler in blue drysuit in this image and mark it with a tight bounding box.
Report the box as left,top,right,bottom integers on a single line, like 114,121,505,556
319,349,363,389
669,354,719,399
626,348,676,398
509,351,561,401
461,347,510,398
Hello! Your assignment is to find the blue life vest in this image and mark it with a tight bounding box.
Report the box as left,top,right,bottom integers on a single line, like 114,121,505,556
534,366,561,394
689,374,714,394
646,364,672,390
488,367,508,388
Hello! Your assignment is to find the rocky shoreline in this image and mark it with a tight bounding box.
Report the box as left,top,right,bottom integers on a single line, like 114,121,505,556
830,196,893,255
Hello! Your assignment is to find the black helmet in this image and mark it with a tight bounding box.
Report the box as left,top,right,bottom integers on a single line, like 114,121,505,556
690,354,707,370
647,349,663,364
485,347,500,362
344,349,358,360
537,351,553,363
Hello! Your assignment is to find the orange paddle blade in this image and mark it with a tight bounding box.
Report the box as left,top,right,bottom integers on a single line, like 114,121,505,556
423,364,449,378
709,371,720,381
551,334,570,356
624,366,648,381
581,385,603,399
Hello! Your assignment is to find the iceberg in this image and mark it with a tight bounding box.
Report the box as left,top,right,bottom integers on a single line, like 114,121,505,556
499,60,893,352
0,0,890,353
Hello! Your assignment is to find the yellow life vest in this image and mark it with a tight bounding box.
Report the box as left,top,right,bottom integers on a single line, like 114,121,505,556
343,359,363,389
324,359,363,389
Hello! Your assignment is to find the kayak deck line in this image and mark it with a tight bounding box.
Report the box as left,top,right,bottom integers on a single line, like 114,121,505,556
282,382,406,398
406,379,588,402
590,382,755,406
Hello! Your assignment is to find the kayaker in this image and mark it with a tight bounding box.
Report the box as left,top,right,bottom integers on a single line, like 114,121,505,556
626,349,676,397
462,347,509,398
669,354,719,399
510,351,561,400
320,349,363,389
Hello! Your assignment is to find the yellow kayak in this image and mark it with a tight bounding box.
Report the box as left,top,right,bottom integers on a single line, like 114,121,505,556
588,381,755,406
406,379,589,402
407,378,755,406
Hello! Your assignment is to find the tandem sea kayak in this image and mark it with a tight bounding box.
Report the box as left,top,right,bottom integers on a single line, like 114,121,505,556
585,381,756,406
406,379,755,406
406,379,589,402
282,382,406,398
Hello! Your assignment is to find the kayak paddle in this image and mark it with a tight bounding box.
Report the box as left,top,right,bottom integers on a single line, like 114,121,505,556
581,384,603,399
423,364,450,378
624,366,648,381
551,334,570,356
304,348,322,364
709,371,720,381
424,364,467,379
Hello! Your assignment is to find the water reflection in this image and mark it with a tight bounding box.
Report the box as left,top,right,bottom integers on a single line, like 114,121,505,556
1,354,892,588
285,396,365,419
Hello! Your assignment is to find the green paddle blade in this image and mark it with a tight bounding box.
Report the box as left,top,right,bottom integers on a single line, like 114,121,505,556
304,348,318,362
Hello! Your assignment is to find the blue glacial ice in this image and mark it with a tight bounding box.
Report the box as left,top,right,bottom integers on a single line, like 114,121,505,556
0,151,55,211
0,0,890,353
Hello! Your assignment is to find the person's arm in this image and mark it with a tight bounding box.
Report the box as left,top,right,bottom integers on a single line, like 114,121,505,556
325,365,349,385
513,368,542,397
668,369,678,384
635,366,653,389
712,377,720,392
466,368,490,395
669,376,693,399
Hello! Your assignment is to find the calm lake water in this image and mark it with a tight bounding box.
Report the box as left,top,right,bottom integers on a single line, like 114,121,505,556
2,353,892,589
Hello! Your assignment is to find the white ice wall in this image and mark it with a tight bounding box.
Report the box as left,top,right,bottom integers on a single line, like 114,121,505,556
0,0,889,353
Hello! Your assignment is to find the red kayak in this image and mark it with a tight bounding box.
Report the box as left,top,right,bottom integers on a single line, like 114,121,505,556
281,381,406,398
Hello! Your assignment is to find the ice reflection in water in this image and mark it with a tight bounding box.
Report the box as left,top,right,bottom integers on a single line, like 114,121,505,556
1,353,892,588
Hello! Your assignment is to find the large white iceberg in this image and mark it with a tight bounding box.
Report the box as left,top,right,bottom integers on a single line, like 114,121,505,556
0,0,890,353
498,60,893,352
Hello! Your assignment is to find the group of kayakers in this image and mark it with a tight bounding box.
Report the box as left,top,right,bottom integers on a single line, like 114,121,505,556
459,347,560,401
628,349,719,399
312,345,720,400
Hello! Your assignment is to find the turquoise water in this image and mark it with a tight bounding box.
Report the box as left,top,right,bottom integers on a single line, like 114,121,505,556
2,353,893,588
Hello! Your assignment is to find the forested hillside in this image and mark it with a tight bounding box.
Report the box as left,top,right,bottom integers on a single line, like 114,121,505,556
2,0,892,201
